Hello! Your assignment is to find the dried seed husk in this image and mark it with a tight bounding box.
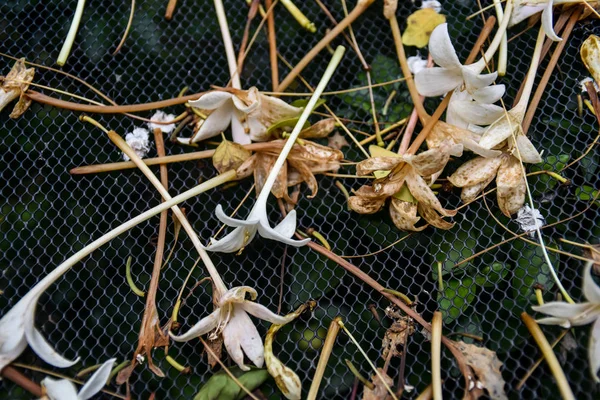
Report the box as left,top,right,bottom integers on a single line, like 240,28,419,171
448,155,503,188
389,198,425,231
299,118,336,139
496,155,526,217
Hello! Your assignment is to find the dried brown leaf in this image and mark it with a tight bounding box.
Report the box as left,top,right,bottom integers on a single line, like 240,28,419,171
328,131,350,150
212,139,252,174
496,155,526,217
389,198,425,232
362,369,394,400
348,195,386,214
382,316,415,359
454,341,508,400
448,156,503,188
288,158,318,198
299,118,336,139
357,157,402,176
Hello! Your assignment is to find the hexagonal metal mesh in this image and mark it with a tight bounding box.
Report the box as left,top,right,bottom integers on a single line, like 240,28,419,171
1,0,599,399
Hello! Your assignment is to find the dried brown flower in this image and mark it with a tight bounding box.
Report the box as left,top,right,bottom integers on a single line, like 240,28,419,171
0,58,35,119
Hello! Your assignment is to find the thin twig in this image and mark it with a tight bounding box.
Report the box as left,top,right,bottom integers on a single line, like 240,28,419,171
165,0,178,20
307,317,342,400
1,366,43,397
113,0,136,54
265,0,278,91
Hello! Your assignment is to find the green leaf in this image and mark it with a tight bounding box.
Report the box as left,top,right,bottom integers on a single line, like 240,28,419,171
431,229,478,278
266,117,310,136
290,98,326,111
437,277,476,324
194,367,269,400
576,185,599,203
475,263,509,288
511,241,558,304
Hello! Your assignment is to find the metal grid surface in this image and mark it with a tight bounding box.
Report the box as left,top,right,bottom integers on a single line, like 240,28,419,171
1,0,599,398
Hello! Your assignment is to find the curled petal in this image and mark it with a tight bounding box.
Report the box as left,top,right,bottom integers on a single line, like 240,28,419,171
189,91,233,110
449,156,503,188
496,155,526,217
0,302,28,371
471,84,505,104
356,157,402,176
207,226,258,253
589,317,600,382
513,135,542,163
42,378,79,400
510,3,545,26
236,154,257,179
271,210,299,239
215,204,259,227
389,198,425,231
220,286,259,305
270,159,290,201
479,111,523,149
542,0,562,42
293,141,343,163
584,261,600,304
258,220,310,248
430,121,502,157
169,309,221,341
187,101,234,144
417,203,455,230
462,67,497,92
403,142,462,177
299,118,336,139
534,317,572,328
428,23,462,69
415,67,463,97
288,159,318,198
461,137,503,158
532,302,598,326
406,170,456,217
78,358,117,400
460,174,495,204
348,195,386,214
231,87,261,114
242,301,294,325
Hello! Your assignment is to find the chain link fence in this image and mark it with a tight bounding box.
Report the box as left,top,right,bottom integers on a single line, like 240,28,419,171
1,0,599,398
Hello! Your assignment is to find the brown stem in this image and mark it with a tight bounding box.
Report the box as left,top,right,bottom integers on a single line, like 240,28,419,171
26,90,205,114
513,11,570,107
237,0,260,75
165,0,178,20
522,7,581,134
265,0,278,91
314,0,364,64
276,0,375,92
1,366,43,397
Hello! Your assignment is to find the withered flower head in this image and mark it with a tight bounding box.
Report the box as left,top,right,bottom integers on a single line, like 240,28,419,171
0,58,35,119
349,142,462,231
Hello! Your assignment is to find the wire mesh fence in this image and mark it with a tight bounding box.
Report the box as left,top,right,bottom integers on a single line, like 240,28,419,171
1,0,599,398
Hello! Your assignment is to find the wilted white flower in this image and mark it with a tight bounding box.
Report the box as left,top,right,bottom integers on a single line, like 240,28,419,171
123,127,150,161
446,84,506,131
148,110,176,133
178,87,301,145
532,262,600,381
510,0,561,41
421,0,442,12
516,204,545,236
41,358,115,400
170,286,294,371
407,55,428,75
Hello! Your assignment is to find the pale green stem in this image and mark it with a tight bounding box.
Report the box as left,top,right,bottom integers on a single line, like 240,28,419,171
493,0,508,76
57,0,86,66
514,26,547,114
256,46,346,206
431,312,443,400
107,131,229,295
213,0,242,88
16,171,235,304
472,0,514,73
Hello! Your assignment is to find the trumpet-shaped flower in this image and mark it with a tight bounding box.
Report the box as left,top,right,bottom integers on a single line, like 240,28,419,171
178,87,301,145
532,262,600,381
170,286,294,371
510,0,561,41
41,358,116,400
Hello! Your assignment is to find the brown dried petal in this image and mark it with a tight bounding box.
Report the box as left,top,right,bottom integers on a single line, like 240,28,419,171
306,161,340,174
9,92,32,119
348,195,386,214
496,155,526,217
402,141,462,177
448,156,503,188
235,153,257,179
454,341,508,400
356,157,402,176
362,369,394,400
288,159,318,198
460,173,495,204
299,118,336,139
3,58,35,92
406,169,456,217
389,198,425,232
327,131,350,150
581,34,600,86
417,203,455,230
253,153,272,195
293,140,343,162
428,121,501,158
212,139,252,174
271,158,290,202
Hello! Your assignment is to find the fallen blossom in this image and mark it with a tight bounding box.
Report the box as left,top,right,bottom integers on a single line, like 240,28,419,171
42,358,116,400
148,110,176,133
123,127,151,161
0,58,35,119
516,204,545,236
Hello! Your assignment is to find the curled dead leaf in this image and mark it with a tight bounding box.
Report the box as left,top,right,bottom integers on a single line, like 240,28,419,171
581,34,600,86
496,155,526,217
348,195,386,214
299,118,336,139
382,315,415,360
453,341,508,400
362,368,394,400
212,139,252,174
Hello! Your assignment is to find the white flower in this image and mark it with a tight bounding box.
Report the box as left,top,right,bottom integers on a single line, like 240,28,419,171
532,262,600,381
446,84,506,131
421,0,442,12
407,55,428,75
178,87,302,145
170,286,294,371
516,204,545,237
41,358,115,400
415,23,504,97
123,127,150,161
510,0,561,41
148,111,176,133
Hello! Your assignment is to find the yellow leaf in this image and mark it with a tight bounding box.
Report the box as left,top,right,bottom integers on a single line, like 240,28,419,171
401,8,446,48
212,139,252,174
369,145,400,158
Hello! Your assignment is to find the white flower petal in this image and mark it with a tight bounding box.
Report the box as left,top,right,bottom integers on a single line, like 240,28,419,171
215,204,259,227
478,112,521,149
428,23,462,69
514,135,542,163
223,308,257,370
534,317,571,328
0,301,28,371
462,67,498,92
231,87,260,114
541,0,562,42
584,261,600,304
238,317,265,369
452,101,505,126
231,111,252,144
471,84,506,104
42,378,79,400
206,226,258,253
407,56,428,75
169,309,221,341
188,91,233,110
510,3,545,26
25,323,79,368
461,137,502,158
589,317,600,382
415,68,463,97
242,301,294,325
272,210,299,238
220,286,258,305
532,302,596,322
78,358,116,400
258,221,311,247
188,102,234,143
